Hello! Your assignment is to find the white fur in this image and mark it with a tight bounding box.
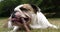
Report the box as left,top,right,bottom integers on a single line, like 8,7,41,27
14,5,23,11
30,12,58,29
12,26,19,32
14,5,26,17
8,20,13,28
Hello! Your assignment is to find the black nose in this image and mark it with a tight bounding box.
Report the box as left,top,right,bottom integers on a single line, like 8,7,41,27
11,11,17,18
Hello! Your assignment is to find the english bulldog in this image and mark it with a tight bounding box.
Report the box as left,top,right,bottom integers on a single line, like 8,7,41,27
8,4,58,32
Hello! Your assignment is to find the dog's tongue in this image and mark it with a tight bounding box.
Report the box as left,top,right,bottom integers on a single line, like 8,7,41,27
12,18,17,21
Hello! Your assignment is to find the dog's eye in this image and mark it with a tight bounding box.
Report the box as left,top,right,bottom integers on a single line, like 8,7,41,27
20,7,28,11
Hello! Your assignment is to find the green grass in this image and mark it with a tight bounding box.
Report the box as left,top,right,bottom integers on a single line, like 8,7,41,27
0,18,60,32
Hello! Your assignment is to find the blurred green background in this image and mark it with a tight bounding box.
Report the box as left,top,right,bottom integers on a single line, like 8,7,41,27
0,0,60,18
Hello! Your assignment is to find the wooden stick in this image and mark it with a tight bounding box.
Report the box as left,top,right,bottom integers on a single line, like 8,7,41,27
21,18,31,32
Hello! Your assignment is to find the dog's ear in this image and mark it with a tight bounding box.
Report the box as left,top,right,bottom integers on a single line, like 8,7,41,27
30,4,41,13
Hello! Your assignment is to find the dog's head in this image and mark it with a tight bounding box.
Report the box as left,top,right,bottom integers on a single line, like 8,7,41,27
12,4,41,18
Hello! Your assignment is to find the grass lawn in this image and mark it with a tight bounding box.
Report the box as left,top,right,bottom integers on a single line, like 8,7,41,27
0,18,60,32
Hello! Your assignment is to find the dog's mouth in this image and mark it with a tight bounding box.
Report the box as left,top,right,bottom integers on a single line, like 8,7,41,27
11,15,30,24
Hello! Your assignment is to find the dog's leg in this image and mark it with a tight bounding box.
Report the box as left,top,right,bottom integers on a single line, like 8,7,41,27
8,16,13,28
8,20,13,28
10,26,19,32
21,18,31,32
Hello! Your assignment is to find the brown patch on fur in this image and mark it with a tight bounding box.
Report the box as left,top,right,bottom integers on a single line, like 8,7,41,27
21,4,35,14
